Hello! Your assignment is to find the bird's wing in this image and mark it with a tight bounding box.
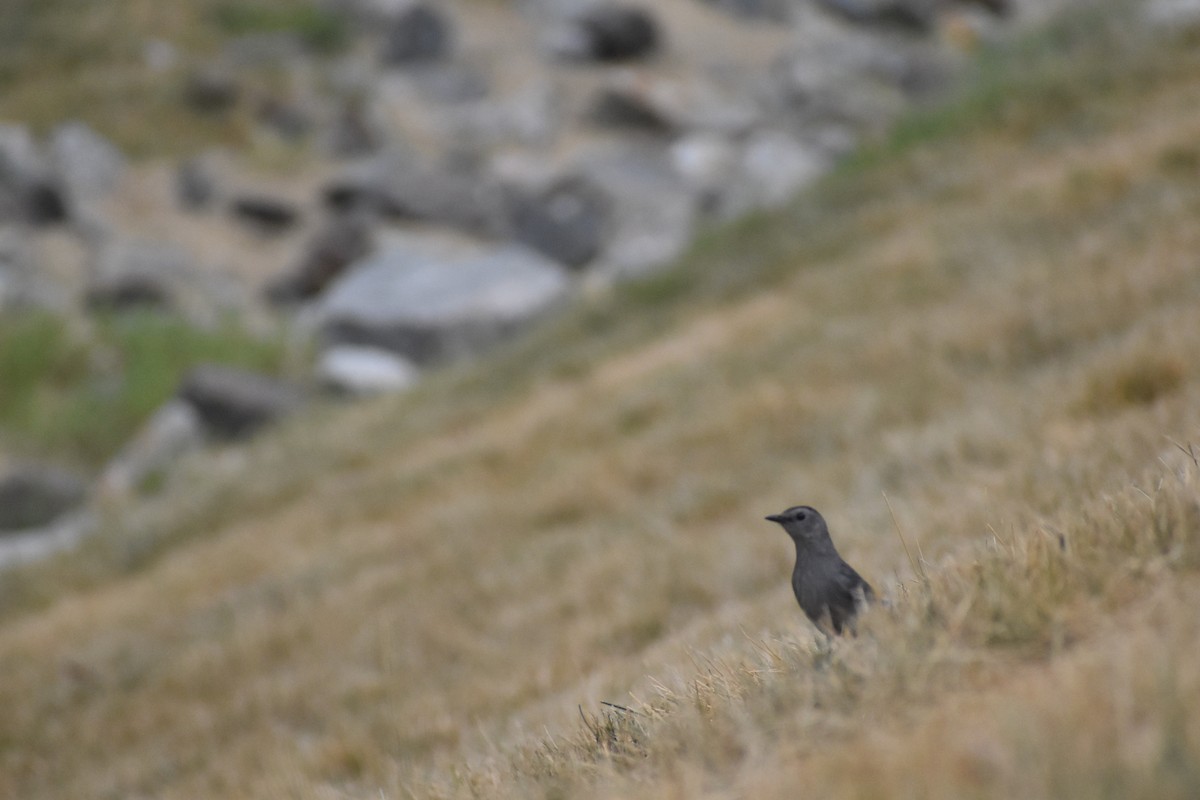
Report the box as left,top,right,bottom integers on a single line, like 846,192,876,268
835,561,874,605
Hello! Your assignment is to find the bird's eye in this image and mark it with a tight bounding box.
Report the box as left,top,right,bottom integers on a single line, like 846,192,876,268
795,511,807,521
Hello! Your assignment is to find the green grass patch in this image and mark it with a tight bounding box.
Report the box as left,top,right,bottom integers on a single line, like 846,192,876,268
0,311,286,468
211,2,348,53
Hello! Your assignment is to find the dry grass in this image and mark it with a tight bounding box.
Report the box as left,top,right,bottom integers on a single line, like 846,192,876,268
4,3,1200,798
0,0,346,156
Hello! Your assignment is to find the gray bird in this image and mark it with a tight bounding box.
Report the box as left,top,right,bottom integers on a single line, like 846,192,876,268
765,505,874,635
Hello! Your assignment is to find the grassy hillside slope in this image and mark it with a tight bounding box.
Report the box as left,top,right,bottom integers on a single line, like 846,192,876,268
4,4,1200,798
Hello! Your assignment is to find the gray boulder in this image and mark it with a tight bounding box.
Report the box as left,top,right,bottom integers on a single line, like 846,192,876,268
0,464,87,532
324,151,505,237
547,4,662,62
770,30,910,136
178,364,307,440
740,130,828,209
380,3,454,65
316,344,421,395
576,145,697,278
505,176,612,269
813,0,939,33
697,0,793,22
587,71,761,136
48,122,125,204
317,233,571,364
0,125,66,225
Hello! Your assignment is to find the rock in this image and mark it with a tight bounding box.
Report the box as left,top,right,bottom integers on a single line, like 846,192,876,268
0,125,67,226
740,130,828,209
379,2,454,65
958,0,1010,14
813,0,938,33
0,509,96,569
669,132,739,215
317,233,570,364
770,30,911,135
402,64,490,105
588,83,676,134
184,65,241,113
316,344,421,395
0,226,44,310
0,464,87,532
697,0,793,22
576,144,697,278
85,238,193,312
548,4,662,62
265,214,374,303
48,122,124,203
323,152,505,236
256,96,313,141
178,364,307,440
505,175,612,269
97,400,205,497
404,78,564,153
587,71,760,136
176,155,218,211
327,98,384,157
1144,0,1200,28
230,194,302,234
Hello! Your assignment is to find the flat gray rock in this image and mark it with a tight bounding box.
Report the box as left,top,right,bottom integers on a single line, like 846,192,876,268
318,233,570,364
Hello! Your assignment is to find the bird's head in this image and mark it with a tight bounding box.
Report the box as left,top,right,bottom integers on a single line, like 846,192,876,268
765,505,829,543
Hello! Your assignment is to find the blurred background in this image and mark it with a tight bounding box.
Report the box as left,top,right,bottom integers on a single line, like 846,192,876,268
0,0,1024,555
6,2,1200,798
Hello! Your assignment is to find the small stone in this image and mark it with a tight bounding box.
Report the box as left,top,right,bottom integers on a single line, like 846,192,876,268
317,345,420,395
548,4,662,63
229,194,302,234
177,156,218,211
380,3,454,65
178,364,307,440
0,464,87,532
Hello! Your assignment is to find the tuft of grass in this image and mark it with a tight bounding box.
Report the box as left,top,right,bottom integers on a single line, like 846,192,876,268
0,0,344,156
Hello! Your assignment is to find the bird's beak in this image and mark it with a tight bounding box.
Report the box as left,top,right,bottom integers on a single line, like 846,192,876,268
765,514,784,524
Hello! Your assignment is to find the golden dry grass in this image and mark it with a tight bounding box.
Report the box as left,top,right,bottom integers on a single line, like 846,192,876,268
4,4,1200,798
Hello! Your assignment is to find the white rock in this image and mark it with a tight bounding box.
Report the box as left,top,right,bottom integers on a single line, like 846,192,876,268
317,345,421,395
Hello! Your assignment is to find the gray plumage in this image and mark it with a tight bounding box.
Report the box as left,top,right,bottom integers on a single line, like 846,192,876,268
765,505,874,635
